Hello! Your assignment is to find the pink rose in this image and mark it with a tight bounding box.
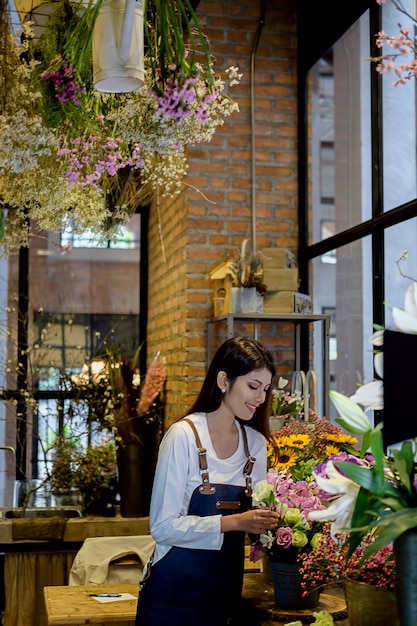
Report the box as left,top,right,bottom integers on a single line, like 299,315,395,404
276,527,293,549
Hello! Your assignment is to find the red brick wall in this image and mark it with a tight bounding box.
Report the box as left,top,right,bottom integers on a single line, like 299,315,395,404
146,0,298,426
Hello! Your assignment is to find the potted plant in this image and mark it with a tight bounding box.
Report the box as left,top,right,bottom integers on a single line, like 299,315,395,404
306,271,417,626
299,531,398,626
249,468,331,609
227,240,267,313
249,411,361,609
50,436,118,515
269,375,304,432
270,376,304,419
67,345,167,516
105,348,167,517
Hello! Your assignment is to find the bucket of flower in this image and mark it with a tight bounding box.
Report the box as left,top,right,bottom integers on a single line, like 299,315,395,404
299,530,397,626
249,412,359,618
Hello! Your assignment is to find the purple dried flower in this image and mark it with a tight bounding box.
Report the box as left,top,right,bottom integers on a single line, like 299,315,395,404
41,56,84,106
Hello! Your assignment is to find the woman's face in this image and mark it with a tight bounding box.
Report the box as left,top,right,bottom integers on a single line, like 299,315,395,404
223,368,272,421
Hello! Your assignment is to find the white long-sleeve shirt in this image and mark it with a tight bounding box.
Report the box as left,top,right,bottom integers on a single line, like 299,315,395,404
149,412,267,565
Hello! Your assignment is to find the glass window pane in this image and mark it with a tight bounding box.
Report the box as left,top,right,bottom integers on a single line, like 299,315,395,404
61,213,141,249
33,312,139,388
28,227,140,356
1,213,141,483
381,0,417,211
312,236,374,423
0,401,18,507
308,11,372,244
384,219,417,327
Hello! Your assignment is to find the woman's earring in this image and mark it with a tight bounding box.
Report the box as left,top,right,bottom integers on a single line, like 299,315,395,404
221,388,226,394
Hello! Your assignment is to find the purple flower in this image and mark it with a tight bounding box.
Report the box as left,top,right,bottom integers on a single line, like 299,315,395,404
41,56,84,106
314,453,374,480
249,542,266,562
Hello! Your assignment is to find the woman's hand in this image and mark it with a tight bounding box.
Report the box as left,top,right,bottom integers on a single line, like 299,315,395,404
221,508,279,534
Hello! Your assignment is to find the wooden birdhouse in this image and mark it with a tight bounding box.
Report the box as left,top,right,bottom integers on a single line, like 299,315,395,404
209,260,234,315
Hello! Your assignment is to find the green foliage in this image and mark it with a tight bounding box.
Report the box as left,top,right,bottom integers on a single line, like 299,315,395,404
329,391,417,559
144,0,214,93
50,436,117,508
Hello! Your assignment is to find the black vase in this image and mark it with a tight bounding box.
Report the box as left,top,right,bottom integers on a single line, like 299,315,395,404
117,442,152,517
82,481,117,517
270,560,320,610
394,528,417,626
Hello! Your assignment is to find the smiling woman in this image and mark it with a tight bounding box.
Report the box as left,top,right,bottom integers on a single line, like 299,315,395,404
135,336,277,626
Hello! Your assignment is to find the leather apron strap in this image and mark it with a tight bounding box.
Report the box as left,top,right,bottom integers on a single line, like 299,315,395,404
182,418,256,497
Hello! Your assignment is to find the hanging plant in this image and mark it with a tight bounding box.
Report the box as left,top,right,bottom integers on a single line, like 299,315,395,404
0,0,242,253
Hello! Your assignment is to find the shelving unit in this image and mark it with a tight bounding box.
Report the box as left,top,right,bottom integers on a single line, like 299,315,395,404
207,313,330,418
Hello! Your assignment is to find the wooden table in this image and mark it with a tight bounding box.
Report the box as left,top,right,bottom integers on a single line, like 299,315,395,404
44,576,349,626
43,583,138,626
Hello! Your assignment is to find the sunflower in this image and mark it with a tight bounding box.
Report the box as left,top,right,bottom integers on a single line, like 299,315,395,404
273,448,299,471
324,444,341,457
324,432,358,446
284,433,311,449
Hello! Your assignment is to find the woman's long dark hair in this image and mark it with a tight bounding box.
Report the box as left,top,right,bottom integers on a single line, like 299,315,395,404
186,336,276,441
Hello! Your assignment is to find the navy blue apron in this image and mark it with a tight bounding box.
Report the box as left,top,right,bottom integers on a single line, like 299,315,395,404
135,419,255,626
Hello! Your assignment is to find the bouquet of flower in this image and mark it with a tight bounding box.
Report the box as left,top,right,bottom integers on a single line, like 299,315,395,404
228,246,267,294
306,254,417,562
105,348,167,445
271,376,304,418
69,346,167,445
267,412,358,481
0,3,242,252
249,468,331,566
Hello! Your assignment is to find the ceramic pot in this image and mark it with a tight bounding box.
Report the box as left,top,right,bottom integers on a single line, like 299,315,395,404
117,441,149,517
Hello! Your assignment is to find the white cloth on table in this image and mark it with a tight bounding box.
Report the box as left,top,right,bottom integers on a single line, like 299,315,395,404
68,535,156,585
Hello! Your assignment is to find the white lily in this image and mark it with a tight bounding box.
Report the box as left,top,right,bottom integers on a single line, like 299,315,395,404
329,390,372,435
373,352,383,379
277,376,289,390
392,282,417,333
350,380,383,411
309,461,360,536
369,329,384,378
369,329,384,347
